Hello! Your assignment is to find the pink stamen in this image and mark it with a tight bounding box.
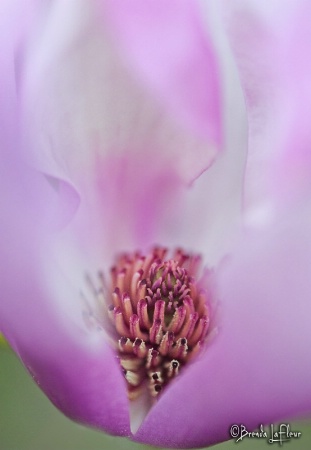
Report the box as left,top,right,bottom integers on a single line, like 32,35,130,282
137,299,152,329
129,315,148,340
150,318,163,344
102,247,212,401
114,307,131,338
122,293,134,322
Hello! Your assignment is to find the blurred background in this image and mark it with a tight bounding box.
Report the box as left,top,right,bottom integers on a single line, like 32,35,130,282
1,342,311,450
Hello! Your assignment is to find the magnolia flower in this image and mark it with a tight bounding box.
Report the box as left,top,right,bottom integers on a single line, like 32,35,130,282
1,1,311,449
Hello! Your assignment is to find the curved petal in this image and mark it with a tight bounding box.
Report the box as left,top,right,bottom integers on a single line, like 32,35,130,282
267,1,311,206
222,1,282,216
0,246,130,436
0,149,130,436
160,0,248,264
225,1,311,218
103,0,222,146
0,92,129,437
0,12,130,436
134,209,311,448
22,0,221,189
0,0,80,228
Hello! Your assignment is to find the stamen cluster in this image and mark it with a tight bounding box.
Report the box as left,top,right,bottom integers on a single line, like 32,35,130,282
107,247,209,400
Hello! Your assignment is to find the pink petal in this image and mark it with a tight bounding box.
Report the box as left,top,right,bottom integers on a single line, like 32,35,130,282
22,1,222,187
225,1,311,216
0,155,130,436
156,1,249,264
0,0,80,228
0,252,130,436
134,210,311,448
0,13,130,435
103,0,222,145
62,2,248,263
268,1,311,205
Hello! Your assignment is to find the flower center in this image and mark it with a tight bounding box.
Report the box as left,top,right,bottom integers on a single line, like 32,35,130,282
106,247,210,401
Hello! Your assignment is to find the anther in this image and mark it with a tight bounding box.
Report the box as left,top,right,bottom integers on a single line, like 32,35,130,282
166,359,180,378
137,279,147,300
149,371,163,384
120,356,143,372
129,315,148,340
167,306,186,333
114,307,131,338
171,338,188,359
146,348,161,369
153,300,165,324
119,337,133,353
176,312,199,340
133,338,147,358
158,331,174,356
122,293,134,322
125,370,142,387
130,270,144,305
116,269,126,292
183,296,195,317
112,287,122,308
188,315,209,346
150,318,163,344
137,299,152,329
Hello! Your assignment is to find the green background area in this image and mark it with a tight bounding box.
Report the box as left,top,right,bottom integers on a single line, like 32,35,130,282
1,346,310,450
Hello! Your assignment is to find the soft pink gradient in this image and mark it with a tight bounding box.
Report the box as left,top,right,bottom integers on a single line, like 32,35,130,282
0,4,129,435
1,1,311,449
103,0,222,147
226,1,311,214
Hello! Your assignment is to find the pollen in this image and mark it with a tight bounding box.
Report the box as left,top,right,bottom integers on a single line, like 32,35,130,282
93,247,210,401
